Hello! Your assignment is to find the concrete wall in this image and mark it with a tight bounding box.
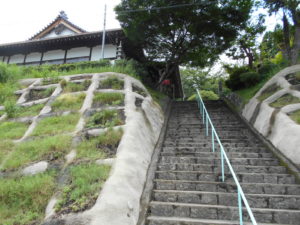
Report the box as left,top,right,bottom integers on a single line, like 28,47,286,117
26,52,42,63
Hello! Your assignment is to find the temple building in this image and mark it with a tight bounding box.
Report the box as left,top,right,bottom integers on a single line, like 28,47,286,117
0,11,124,65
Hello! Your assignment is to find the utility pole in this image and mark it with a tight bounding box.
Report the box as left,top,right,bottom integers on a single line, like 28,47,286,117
101,4,107,59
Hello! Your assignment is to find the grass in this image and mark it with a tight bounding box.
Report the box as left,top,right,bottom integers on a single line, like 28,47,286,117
0,110,4,117
0,140,14,164
133,84,147,97
28,87,55,101
51,93,86,112
0,172,56,225
100,76,124,90
77,128,123,160
0,121,29,140
147,86,166,106
257,84,282,102
289,110,300,124
31,113,79,136
85,109,124,129
63,80,91,93
93,92,124,107
42,77,62,85
2,135,72,170
269,94,300,108
12,104,44,118
55,164,110,213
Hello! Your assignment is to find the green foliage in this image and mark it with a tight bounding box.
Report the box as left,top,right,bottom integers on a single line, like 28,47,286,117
52,93,86,112
42,77,62,85
77,128,123,160
63,80,91,93
55,164,110,213
115,0,252,69
31,113,79,136
3,135,72,170
269,94,300,108
86,110,124,129
188,90,219,101
240,71,260,88
289,110,300,124
257,62,276,76
0,172,56,225
0,121,28,140
100,76,124,90
93,92,124,106
0,62,9,83
6,104,44,118
0,83,19,105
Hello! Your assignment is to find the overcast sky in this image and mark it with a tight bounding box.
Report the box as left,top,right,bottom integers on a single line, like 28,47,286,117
0,0,122,44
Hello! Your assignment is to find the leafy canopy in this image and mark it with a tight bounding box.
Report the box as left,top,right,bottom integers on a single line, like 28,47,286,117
115,0,253,68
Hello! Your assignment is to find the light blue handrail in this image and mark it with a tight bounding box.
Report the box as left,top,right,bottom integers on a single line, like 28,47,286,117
196,89,257,225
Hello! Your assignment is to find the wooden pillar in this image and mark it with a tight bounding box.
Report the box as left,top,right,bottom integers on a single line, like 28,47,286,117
23,54,27,65
63,49,68,64
89,47,93,61
2,56,5,62
40,52,44,65
7,56,11,64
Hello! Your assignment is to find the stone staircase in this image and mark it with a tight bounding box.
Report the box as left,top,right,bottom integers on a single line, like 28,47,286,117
145,101,300,225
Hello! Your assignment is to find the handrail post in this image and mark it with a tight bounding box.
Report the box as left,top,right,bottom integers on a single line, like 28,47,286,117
221,147,225,182
238,188,244,225
212,130,215,152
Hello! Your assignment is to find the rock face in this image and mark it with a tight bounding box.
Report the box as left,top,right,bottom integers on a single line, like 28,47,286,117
243,65,300,166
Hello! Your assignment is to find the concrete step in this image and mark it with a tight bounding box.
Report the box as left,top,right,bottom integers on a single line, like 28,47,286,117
161,146,270,154
159,156,279,166
153,190,300,210
149,201,300,224
157,163,287,174
147,216,285,225
155,171,296,184
160,152,273,159
163,142,264,148
154,180,300,195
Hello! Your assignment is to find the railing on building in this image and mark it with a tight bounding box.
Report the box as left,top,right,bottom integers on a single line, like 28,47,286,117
196,89,257,225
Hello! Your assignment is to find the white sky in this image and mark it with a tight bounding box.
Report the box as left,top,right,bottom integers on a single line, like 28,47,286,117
0,0,121,44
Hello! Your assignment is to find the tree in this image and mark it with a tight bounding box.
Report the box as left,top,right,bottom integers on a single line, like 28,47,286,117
264,0,300,65
115,0,253,94
226,14,266,68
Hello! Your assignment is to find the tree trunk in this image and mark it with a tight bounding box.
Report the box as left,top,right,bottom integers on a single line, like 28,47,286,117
290,11,300,65
282,13,292,64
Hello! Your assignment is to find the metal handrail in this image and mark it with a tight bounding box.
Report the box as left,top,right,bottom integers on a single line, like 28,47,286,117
196,89,257,225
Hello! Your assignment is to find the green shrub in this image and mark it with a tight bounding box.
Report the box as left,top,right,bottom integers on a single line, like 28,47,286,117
188,90,219,101
4,101,19,118
257,62,276,77
0,62,9,83
225,66,250,91
240,72,261,88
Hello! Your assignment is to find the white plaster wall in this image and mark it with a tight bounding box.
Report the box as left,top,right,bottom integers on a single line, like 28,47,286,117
91,44,117,60
0,56,3,62
26,52,42,63
9,54,24,64
67,47,90,58
42,28,75,39
43,50,65,60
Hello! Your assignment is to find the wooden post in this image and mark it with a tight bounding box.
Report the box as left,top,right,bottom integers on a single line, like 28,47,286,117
40,52,44,65
23,54,27,65
89,47,93,61
63,49,68,64
7,56,11,64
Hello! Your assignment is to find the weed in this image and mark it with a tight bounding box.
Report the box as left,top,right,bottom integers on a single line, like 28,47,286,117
289,110,300,124
63,80,91,93
28,87,55,101
4,101,19,118
0,172,56,225
257,84,282,102
133,84,147,97
42,77,62,85
100,76,124,90
55,164,110,213
269,94,300,108
52,93,86,112
93,92,124,107
0,121,28,140
31,113,79,136
85,109,124,129
77,128,123,160
15,104,44,118
3,135,72,170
